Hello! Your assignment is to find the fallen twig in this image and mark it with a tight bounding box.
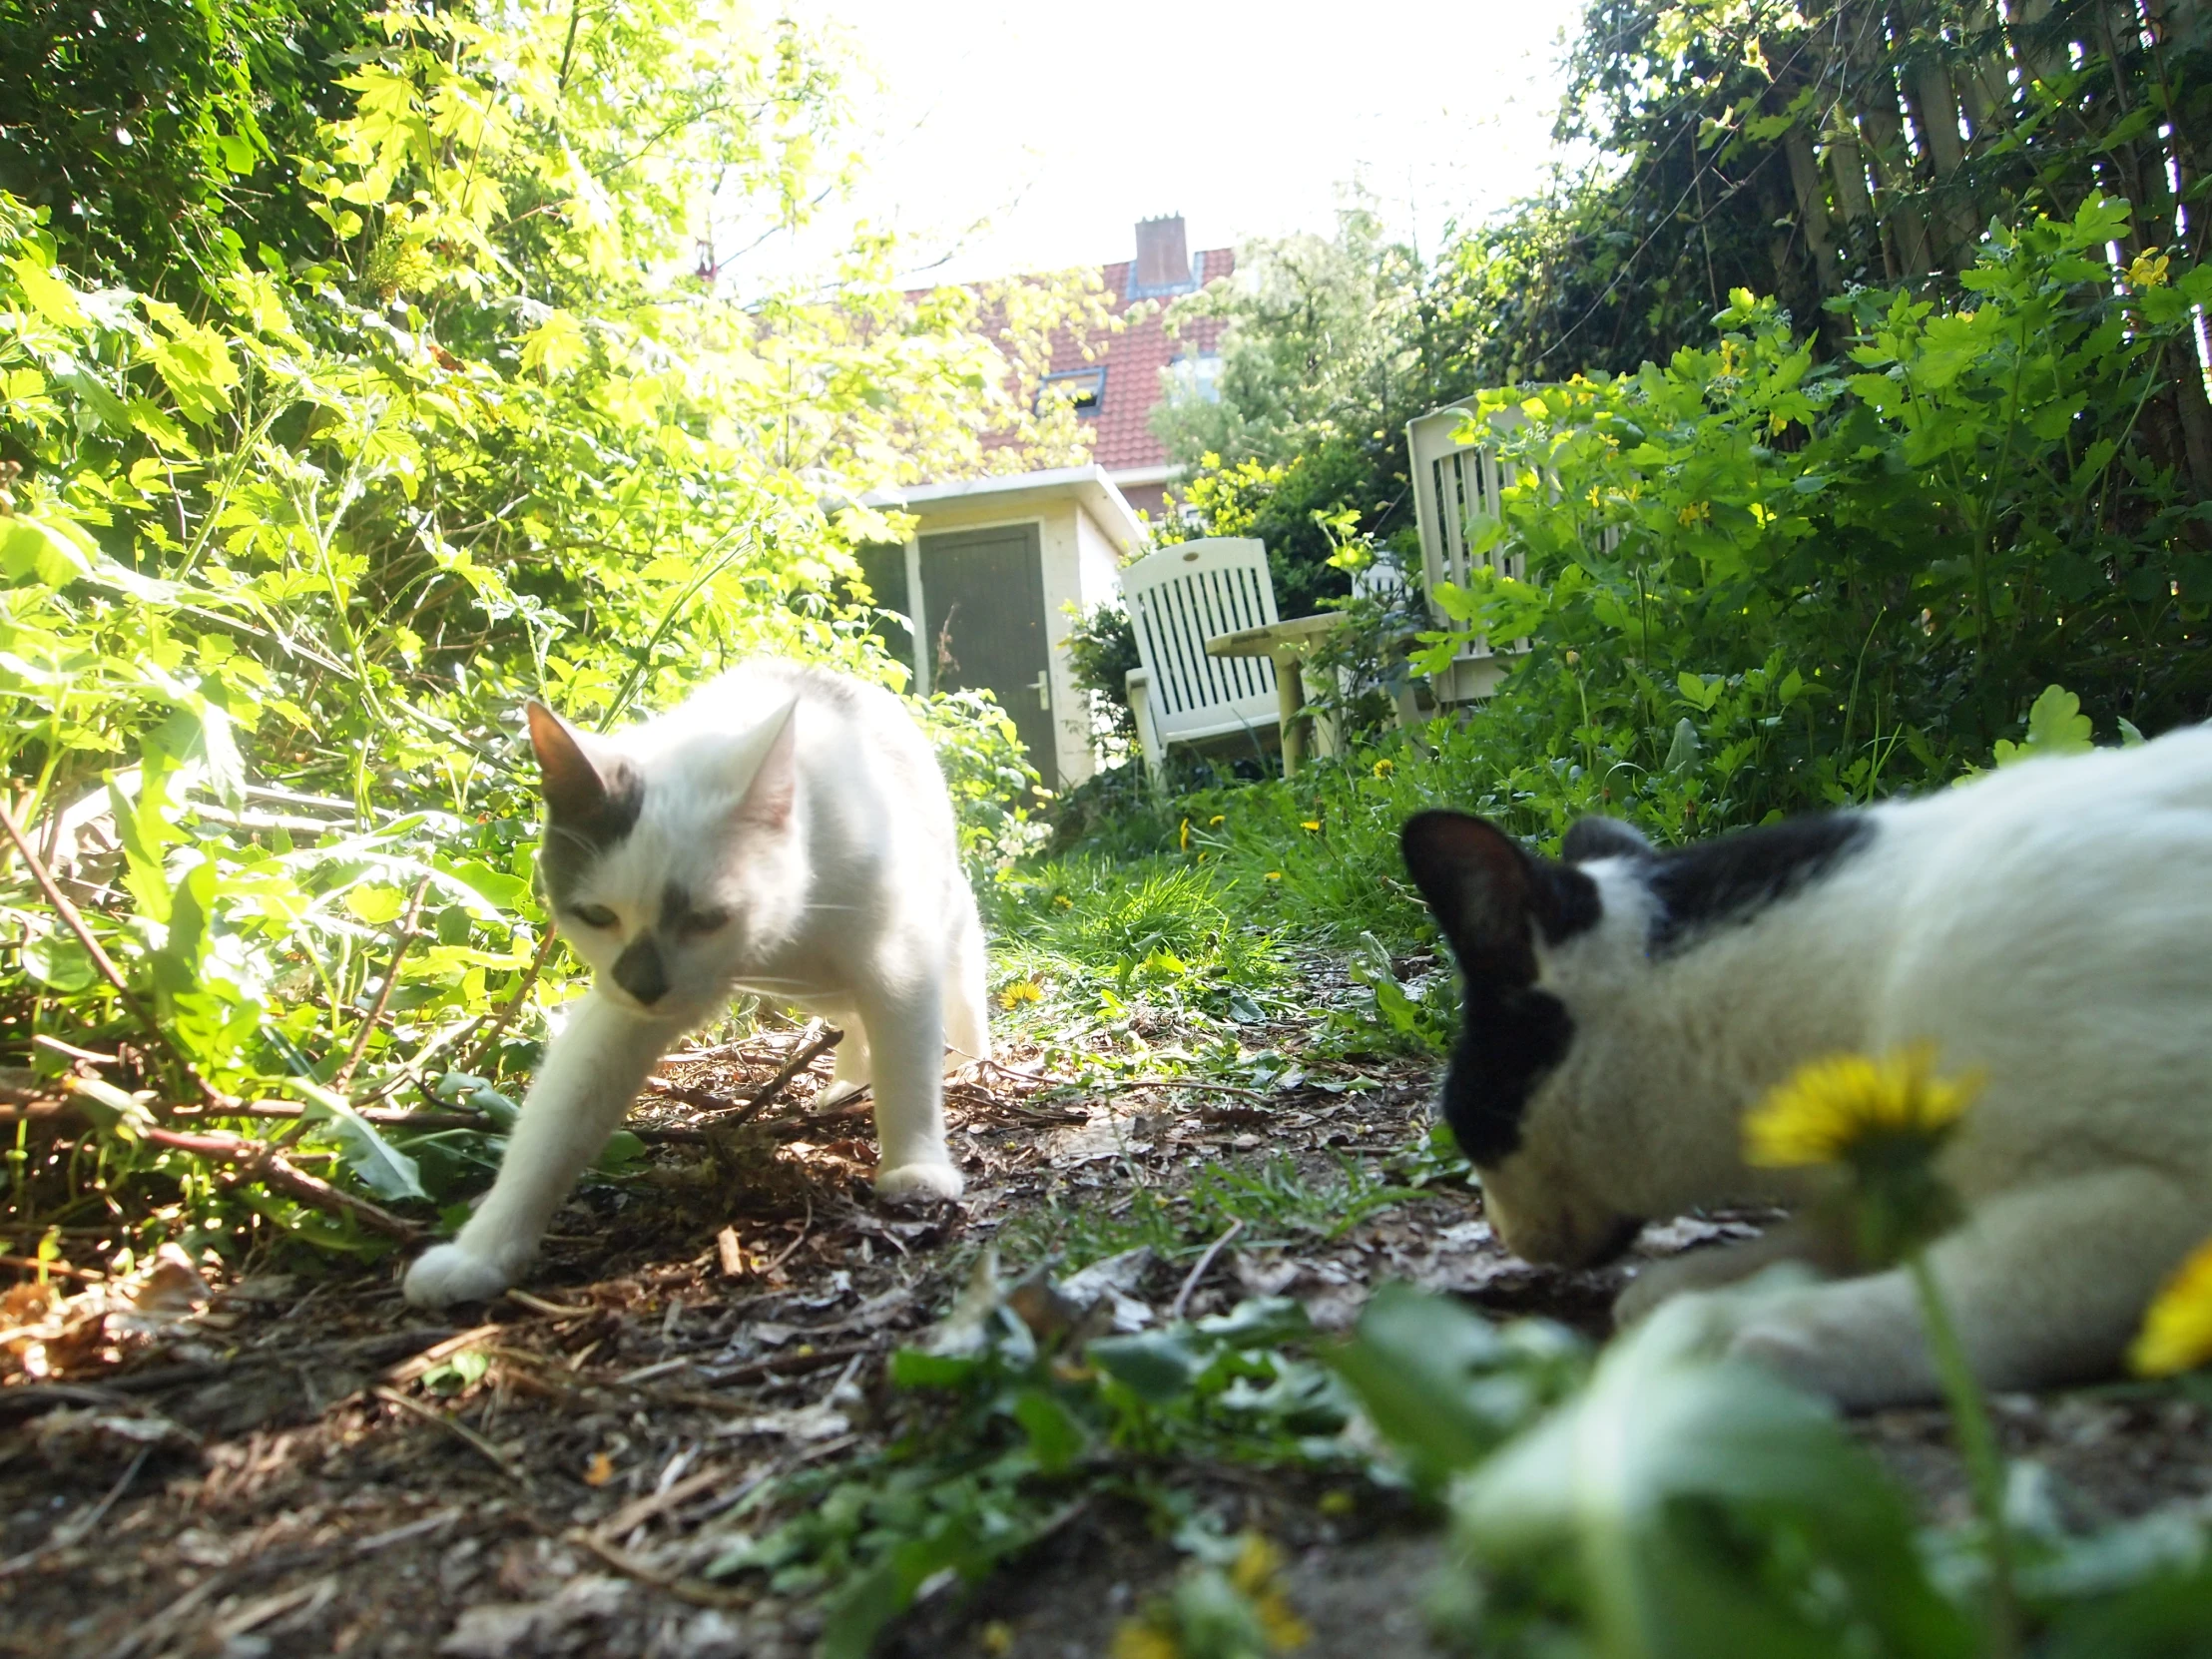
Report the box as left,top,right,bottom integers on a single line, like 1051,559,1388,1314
0,1252,106,1282
1170,1218,1246,1322
590,1462,739,1542
330,873,434,1089
721,1024,844,1128
566,1526,755,1609
166,1124,424,1241
372,1384,523,1483
0,1446,149,1578
0,798,218,1106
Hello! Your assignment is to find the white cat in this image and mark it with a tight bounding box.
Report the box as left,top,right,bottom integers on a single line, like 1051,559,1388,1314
1400,724,2212,1407
403,662,989,1308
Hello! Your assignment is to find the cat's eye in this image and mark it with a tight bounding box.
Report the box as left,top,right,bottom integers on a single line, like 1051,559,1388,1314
678,907,731,937
569,903,618,929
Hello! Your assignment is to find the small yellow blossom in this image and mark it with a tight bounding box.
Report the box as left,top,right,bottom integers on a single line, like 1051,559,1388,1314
1564,649,1581,667
2131,1235,2212,1378
1264,870,1282,880
1371,758,1393,778
1745,1042,1981,1168
1053,893,1072,908
1231,1535,1313,1651
980,1621,1015,1656
1208,815,1225,827
1300,820,1321,831
1768,411,1789,435
1180,817,1191,851
1677,500,1711,528
1110,1622,1181,1659
2126,249,2171,288
999,979,1044,1008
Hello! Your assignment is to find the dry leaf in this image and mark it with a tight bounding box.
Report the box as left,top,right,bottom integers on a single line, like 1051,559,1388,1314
583,1451,616,1487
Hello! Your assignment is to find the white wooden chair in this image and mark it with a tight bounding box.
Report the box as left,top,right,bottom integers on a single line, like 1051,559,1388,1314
1119,537,1281,782
1406,398,1529,706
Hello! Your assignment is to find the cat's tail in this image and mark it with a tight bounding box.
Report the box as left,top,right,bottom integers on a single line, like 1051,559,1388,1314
945,895,992,1067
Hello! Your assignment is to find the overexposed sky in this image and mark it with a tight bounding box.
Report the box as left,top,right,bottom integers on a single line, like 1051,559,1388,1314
758,0,1588,287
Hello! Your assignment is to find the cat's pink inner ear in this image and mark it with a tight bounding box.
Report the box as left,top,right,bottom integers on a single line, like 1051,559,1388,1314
735,704,799,829
528,701,608,822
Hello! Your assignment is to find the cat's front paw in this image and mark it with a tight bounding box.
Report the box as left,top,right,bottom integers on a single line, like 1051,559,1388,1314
874,1161,964,1206
403,1243,515,1308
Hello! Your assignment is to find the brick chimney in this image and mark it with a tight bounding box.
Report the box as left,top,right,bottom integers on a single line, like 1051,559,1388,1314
1134,215,1190,290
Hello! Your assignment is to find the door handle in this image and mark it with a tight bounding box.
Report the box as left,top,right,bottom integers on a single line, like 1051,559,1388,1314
1030,671,1051,711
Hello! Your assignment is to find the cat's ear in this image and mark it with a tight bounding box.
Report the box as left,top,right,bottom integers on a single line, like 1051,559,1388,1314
734,700,800,830
528,701,614,823
1562,816,1651,864
1401,811,1599,986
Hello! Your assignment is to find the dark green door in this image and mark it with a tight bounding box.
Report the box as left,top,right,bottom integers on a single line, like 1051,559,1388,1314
919,524,1054,785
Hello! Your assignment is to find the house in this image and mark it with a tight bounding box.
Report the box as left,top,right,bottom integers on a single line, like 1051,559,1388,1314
1037,215,1234,519
863,218,1235,791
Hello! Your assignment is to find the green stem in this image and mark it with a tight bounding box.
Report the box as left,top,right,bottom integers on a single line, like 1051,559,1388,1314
1908,1251,2018,1659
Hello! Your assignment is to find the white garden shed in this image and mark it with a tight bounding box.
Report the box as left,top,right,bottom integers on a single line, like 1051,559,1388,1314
857,464,1149,790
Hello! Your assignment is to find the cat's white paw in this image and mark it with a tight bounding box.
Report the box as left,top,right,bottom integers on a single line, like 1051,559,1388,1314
403,1243,515,1308
817,1079,868,1108
874,1160,964,1206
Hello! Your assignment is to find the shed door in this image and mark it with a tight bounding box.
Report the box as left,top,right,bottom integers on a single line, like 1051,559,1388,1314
918,524,1054,786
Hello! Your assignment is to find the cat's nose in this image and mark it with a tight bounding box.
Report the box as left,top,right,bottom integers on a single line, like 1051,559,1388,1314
612,938,669,1006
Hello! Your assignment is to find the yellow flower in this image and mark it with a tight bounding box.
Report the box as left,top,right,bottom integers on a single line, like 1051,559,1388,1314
1300,820,1321,831
1371,758,1393,778
1208,815,1225,826
999,979,1044,1008
1229,1532,1285,1595
1677,500,1711,528
979,1621,1015,1656
1180,817,1191,850
1110,1622,1181,1659
2131,1235,2212,1377
1745,1042,1981,1168
1053,893,1072,908
2126,248,2171,288
1264,871,1282,880
1768,411,1789,435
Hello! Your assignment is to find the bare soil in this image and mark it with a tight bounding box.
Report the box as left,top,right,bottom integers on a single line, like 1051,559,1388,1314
5,971,2210,1659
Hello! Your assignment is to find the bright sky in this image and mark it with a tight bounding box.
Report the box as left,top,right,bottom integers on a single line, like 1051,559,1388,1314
765,0,1589,286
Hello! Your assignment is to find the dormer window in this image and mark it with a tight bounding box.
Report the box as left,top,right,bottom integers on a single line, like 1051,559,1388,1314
1038,368,1105,416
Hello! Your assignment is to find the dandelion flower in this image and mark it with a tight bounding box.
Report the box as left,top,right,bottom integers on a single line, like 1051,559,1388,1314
999,979,1044,1008
1264,870,1282,881
1208,815,1225,827
1371,759,1393,778
1745,1043,1980,1168
1110,1621,1181,1659
2132,1235,2212,1378
1300,820,1321,831
1180,818,1191,851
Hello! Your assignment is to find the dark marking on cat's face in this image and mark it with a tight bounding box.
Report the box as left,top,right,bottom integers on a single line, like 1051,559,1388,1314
1399,812,1603,1163
1646,812,1872,954
612,935,669,1006
526,702,646,914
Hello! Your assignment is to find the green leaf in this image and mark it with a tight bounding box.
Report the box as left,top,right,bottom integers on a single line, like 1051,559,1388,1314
593,1129,646,1172
21,931,97,992
6,254,89,329
298,1081,429,1202
345,884,407,924
1010,1387,1085,1474
1089,1331,1202,1403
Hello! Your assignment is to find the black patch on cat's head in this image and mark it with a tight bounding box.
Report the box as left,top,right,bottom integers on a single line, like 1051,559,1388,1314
1399,812,1600,1164
527,702,645,913
1562,816,1653,864
1646,812,1873,955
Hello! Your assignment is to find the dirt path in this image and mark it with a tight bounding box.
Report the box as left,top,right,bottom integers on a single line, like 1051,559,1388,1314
5,967,2209,1658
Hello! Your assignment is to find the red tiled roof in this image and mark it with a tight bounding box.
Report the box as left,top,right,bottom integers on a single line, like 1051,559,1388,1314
1051,247,1234,473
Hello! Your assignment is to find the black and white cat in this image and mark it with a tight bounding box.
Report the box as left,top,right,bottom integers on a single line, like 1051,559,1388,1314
404,662,987,1308
1400,725,2212,1407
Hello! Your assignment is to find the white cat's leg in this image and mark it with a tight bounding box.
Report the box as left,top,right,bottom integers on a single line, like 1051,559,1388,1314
1613,1218,1837,1328
942,898,991,1069
1688,1168,2209,1408
404,990,679,1307
854,976,963,1205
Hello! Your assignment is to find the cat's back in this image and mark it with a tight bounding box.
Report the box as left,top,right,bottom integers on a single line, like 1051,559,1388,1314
1872,723,2212,1162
